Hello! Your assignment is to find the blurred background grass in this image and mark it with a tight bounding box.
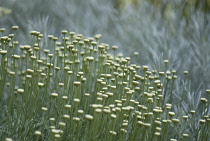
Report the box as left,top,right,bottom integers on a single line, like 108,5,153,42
1,0,210,94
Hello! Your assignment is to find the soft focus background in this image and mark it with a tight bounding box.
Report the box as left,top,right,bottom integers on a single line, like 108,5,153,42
1,0,210,93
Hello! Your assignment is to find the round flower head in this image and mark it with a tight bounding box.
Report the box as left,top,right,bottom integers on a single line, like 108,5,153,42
85,114,93,120
5,138,13,141
51,93,58,97
34,131,41,136
74,98,80,103
0,50,7,55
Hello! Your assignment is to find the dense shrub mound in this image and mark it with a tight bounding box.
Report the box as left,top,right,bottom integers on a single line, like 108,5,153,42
0,27,209,141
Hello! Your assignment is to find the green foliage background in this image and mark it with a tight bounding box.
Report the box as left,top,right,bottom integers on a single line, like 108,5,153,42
1,0,210,92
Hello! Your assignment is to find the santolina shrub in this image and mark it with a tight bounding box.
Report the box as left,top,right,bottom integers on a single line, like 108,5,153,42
0,27,209,141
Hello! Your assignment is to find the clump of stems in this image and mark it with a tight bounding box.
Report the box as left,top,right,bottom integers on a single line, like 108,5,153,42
0,27,209,141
